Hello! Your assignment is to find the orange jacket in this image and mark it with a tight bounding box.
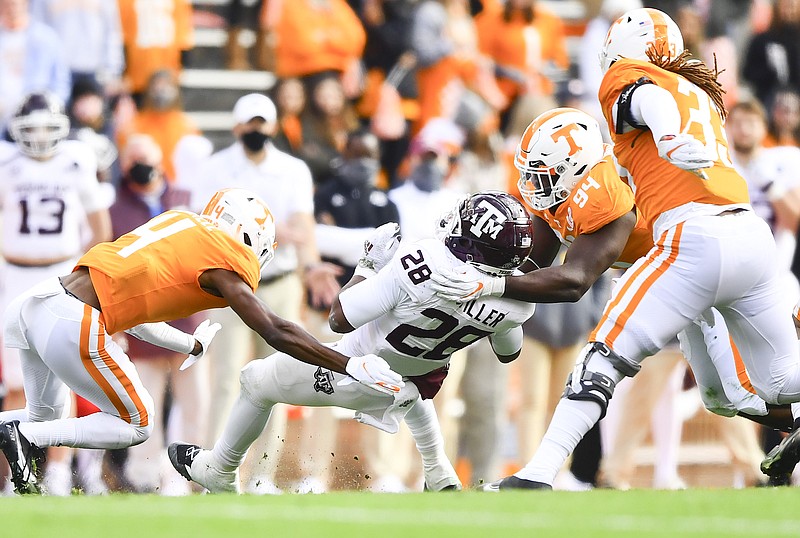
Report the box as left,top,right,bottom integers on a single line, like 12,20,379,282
118,0,194,93
269,0,366,78
476,5,568,100
119,109,199,181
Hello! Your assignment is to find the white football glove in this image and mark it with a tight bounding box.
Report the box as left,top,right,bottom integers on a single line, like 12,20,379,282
429,265,505,303
339,354,404,396
656,134,714,174
355,222,401,277
179,319,222,371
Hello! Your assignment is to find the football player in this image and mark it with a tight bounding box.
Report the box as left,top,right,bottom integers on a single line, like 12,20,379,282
433,102,800,489
0,92,113,494
0,188,402,495
167,192,537,493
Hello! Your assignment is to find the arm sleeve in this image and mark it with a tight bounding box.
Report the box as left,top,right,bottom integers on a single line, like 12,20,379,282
338,262,405,329
489,325,524,357
315,224,374,266
125,322,194,354
628,83,682,141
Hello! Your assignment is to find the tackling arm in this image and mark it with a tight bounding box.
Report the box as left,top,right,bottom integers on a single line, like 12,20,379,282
201,268,352,374
503,210,636,303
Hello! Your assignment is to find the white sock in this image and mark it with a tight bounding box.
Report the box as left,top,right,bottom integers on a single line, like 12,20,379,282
0,408,29,423
212,392,274,473
404,398,445,463
790,402,800,424
19,413,148,449
514,398,602,485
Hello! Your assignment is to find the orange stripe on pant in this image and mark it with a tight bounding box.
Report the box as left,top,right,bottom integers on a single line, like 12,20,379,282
729,336,757,395
591,224,684,347
79,304,149,427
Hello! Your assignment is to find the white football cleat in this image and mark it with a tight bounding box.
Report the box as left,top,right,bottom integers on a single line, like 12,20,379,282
168,443,239,494
422,457,462,491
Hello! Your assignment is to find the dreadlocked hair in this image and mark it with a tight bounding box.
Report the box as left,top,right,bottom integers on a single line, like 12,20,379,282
646,43,727,121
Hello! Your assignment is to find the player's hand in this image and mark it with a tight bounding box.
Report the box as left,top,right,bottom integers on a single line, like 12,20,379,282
357,222,401,276
340,354,404,396
179,319,222,371
656,134,714,173
430,265,505,303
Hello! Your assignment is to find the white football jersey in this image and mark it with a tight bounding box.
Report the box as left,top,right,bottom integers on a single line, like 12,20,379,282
0,139,105,260
337,238,535,376
736,146,800,225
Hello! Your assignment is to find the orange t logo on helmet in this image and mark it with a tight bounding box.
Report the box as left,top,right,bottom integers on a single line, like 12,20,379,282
550,123,583,157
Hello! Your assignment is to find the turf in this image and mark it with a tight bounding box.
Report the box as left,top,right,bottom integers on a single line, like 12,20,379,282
3,488,800,538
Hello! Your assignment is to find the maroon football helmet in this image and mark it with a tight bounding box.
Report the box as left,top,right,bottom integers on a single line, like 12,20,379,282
438,191,533,276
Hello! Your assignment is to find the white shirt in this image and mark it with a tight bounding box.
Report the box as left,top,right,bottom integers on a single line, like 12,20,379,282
337,238,535,376
194,142,314,278
388,182,464,243
0,139,104,260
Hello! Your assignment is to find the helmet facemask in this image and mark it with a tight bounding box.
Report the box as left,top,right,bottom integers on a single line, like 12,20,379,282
10,110,69,159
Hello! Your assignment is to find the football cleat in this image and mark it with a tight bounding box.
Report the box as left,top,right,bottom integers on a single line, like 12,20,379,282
421,456,462,491
761,428,800,479
480,475,553,492
168,442,240,494
0,420,46,495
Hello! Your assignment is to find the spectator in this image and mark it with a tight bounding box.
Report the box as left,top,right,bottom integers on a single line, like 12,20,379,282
29,0,124,93
109,134,207,495
225,0,264,71
191,93,341,494
271,77,306,156
742,0,800,108
475,0,569,129
0,0,70,129
117,0,194,101
118,69,199,181
764,88,800,148
299,75,359,184
268,0,366,84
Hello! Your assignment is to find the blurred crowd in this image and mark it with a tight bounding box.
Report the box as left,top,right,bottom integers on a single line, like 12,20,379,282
1,0,800,495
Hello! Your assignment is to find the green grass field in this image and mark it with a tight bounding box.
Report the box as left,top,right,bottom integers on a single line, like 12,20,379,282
3,488,800,538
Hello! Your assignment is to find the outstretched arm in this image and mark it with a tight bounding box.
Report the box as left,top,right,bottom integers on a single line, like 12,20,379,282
202,268,351,374
504,210,636,303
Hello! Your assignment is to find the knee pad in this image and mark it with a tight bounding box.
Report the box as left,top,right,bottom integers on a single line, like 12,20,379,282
239,358,279,409
562,342,637,419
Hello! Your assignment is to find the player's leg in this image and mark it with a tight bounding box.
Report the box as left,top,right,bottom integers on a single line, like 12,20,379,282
404,397,460,491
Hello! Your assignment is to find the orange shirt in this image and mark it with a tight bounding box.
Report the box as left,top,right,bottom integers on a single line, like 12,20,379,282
118,0,194,93
599,59,749,230
271,0,366,78
529,149,653,268
476,5,569,100
119,109,199,181
77,210,260,334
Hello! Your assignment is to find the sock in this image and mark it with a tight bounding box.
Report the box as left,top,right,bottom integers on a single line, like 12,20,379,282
403,398,445,464
212,392,274,473
0,408,30,423
514,398,602,485
19,413,147,449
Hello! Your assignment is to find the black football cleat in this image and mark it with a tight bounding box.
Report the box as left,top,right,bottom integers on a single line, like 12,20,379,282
480,475,553,491
761,428,800,479
0,420,45,495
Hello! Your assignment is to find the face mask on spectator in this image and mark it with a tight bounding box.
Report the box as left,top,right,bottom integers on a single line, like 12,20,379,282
240,130,270,152
410,158,445,192
151,86,178,110
128,162,158,185
338,157,380,188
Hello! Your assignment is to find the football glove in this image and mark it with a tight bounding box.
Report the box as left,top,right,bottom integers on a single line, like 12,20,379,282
340,354,404,396
656,134,714,173
430,266,505,303
179,319,222,371
355,222,401,277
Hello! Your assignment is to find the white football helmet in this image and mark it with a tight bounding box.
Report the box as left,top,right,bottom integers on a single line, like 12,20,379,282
515,108,604,211
201,188,277,270
9,92,70,159
599,8,684,74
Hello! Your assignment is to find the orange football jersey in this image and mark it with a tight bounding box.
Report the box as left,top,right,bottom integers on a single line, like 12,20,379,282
531,149,653,268
77,210,260,335
599,59,749,230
